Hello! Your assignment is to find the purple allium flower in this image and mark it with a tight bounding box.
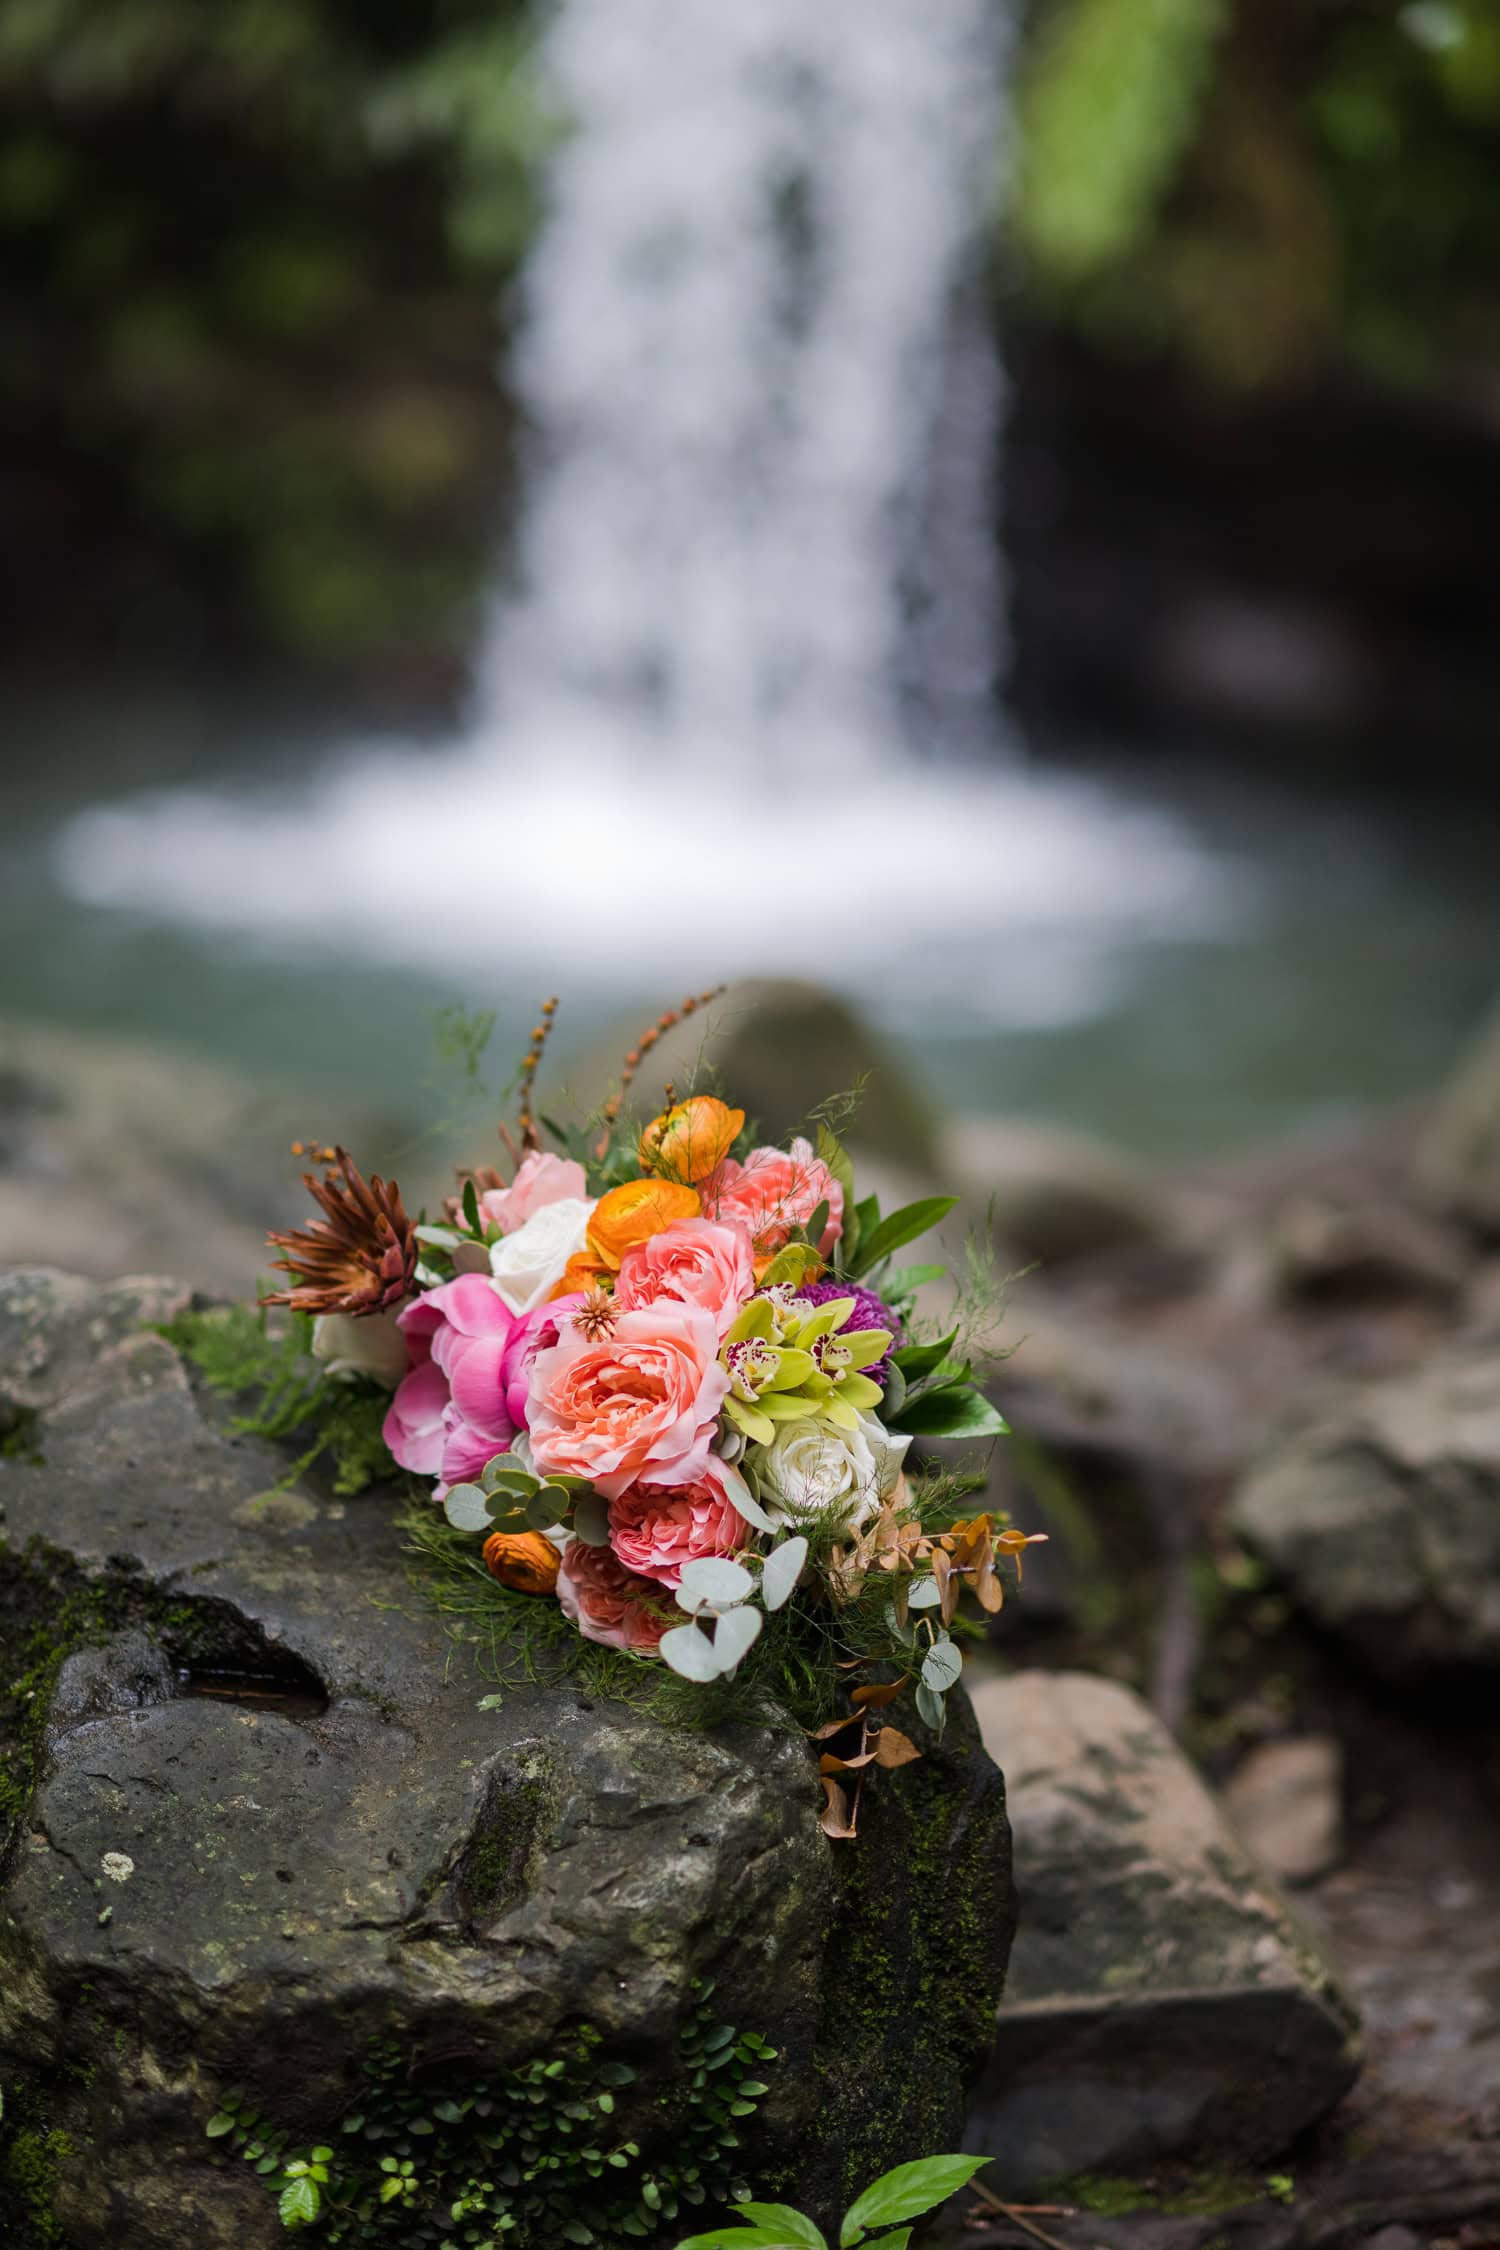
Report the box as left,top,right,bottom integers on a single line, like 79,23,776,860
794,1280,903,1388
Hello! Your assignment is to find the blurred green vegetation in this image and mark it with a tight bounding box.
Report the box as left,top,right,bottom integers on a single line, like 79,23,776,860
4,0,1500,678
1012,0,1500,394
0,0,550,676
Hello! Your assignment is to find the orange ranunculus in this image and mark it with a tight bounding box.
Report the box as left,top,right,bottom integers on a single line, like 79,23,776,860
638,1096,745,1186
549,1251,614,1301
585,1177,701,1271
483,1529,561,1596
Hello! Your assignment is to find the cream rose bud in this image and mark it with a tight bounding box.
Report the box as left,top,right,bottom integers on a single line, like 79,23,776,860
311,1306,410,1388
762,1411,908,1532
488,1196,596,1316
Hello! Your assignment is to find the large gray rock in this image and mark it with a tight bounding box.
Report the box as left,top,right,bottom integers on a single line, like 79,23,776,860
0,1018,415,1299
941,1117,1179,1267
1232,1342,1500,1675
964,1672,1359,2193
566,980,939,1173
0,1268,1012,2247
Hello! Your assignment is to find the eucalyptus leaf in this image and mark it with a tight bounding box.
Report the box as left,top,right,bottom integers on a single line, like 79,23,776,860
760,1535,808,1613
711,1603,763,1673
658,1624,723,1682
914,1680,946,1733
905,1577,942,1609
920,1640,963,1693
443,1483,492,1533
526,1489,566,1531
727,1477,776,1534
678,1556,754,1608
572,1491,612,1547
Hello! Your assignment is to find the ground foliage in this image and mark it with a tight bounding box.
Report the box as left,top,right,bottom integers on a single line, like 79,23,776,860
204,1985,776,2244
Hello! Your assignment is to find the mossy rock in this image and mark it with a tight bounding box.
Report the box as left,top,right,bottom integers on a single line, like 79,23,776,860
0,1267,1012,2244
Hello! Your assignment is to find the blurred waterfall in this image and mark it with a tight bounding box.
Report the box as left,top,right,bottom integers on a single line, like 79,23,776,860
57,1,1247,1027
482,0,1006,766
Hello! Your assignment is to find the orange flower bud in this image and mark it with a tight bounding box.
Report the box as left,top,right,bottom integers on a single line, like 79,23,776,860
482,1529,561,1596
550,1250,614,1300
637,1095,746,1186
585,1177,702,1270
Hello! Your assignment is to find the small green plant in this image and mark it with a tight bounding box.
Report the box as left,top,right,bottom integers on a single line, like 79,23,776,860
674,2152,987,2249
158,1299,395,1497
1265,2173,1295,2206
206,1982,776,2242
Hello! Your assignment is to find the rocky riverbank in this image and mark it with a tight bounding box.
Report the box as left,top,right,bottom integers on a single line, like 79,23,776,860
4,986,1500,2245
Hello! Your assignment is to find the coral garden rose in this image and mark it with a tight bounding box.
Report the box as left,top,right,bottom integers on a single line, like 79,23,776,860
556,1540,669,1654
638,1096,745,1186
384,1272,517,1491
613,1216,756,1340
527,1303,729,1500
483,1528,561,1596
705,1137,844,1255
488,1195,595,1316
479,1150,589,1235
585,1177,702,1271
760,1409,910,1532
607,1456,754,1588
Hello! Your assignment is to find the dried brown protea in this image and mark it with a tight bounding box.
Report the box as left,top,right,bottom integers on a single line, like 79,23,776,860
262,1148,417,1317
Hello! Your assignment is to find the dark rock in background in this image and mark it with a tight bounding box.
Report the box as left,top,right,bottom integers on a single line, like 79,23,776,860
964,1672,1358,2194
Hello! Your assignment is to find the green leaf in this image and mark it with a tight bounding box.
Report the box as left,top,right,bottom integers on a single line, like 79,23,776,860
731,2205,829,2242
815,1125,857,1205
803,1200,830,1252
877,1364,906,1416
463,1177,482,1234
914,1680,946,1734
672,2234,819,2250
839,2156,987,2245
278,2174,321,2226
205,2112,236,2138
861,2233,913,2248
855,1198,956,1274
898,1386,1008,1441
890,1331,958,1383
880,1264,945,1297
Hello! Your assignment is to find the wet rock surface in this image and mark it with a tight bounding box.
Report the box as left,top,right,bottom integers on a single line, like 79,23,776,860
1232,1342,1500,1676
964,1672,1359,2194
0,1266,1012,2247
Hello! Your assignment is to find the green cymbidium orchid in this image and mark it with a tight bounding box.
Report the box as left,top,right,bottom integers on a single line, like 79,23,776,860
720,1292,893,1442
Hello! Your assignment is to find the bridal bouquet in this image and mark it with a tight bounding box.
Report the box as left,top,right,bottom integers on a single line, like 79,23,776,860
258,995,1038,1835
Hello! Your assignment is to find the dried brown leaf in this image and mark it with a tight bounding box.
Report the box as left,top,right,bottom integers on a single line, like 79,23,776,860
851,1677,909,1711
871,1727,922,1770
819,1775,858,1839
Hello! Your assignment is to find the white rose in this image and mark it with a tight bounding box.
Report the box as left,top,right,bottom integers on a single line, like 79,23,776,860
760,1411,907,1533
488,1196,595,1315
311,1306,409,1387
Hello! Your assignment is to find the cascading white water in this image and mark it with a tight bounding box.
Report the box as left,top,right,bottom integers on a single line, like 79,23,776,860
58,0,1248,1028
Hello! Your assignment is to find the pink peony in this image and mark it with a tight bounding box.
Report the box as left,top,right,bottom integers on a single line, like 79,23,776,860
556,1540,669,1654
499,1293,583,1431
384,1273,517,1493
608,1457,754,1588
479,1150,589,1236
704,1137,844,1256
613,1216,756,1340
527,1303,729,1501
